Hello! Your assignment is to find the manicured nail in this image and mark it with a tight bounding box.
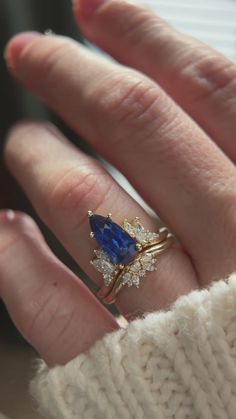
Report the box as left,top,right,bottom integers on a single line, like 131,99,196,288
74,0,106,18
4,32,42,71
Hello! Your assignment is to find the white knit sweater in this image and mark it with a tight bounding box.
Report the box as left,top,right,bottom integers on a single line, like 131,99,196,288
30,273,236,419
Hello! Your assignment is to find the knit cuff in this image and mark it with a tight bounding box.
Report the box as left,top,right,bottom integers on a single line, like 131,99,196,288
30,273,236,419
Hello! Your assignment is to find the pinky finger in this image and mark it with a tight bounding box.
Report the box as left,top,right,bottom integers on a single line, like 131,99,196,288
0,210,118,366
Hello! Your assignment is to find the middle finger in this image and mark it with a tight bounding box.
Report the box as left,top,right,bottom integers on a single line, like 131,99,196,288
6,33,236,284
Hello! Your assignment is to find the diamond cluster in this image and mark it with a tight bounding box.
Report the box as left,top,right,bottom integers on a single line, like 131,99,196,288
91,218,158,289
120,253,156,288
123,218,159,245
91,250,117,286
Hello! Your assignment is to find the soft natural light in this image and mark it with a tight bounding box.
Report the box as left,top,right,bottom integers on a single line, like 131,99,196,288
134,0,236,61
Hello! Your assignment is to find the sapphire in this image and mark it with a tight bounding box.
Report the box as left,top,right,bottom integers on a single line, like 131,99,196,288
89,214,138,265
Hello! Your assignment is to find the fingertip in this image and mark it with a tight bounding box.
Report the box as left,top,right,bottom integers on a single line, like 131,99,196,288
0,210,28,228
4,32,42,72
0,210,44,244
0,209,16,223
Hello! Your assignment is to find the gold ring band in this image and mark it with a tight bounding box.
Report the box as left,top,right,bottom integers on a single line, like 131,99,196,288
97,230,174,304
88,212,175,305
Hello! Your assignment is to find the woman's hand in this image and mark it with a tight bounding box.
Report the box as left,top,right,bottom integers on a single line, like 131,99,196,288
2,0,236,366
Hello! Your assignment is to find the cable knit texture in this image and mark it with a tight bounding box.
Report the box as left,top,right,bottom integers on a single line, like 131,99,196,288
30,273,236,419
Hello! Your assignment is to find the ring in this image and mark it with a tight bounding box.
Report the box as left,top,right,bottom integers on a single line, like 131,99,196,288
88,211,174,304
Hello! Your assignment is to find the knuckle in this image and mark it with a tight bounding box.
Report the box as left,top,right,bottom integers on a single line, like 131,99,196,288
25,291,55,343
181,53,236,104
48,166,114,221
25,288,73,346
50,168,99,210
89,72,163,144
91,73,158,122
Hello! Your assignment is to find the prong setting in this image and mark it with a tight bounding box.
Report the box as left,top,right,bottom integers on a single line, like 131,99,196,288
89,213,170,294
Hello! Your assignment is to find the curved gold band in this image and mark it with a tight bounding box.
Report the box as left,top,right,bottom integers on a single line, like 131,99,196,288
97,228,174,305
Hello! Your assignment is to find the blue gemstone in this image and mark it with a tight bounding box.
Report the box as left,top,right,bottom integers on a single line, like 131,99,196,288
90,214,138,265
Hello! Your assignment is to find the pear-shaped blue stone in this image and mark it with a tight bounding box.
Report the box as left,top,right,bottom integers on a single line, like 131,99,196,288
90,214,138,265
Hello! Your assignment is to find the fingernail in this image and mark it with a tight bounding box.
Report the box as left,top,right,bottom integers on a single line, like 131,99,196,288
0,210,16,224
6,210,16,222
4,32,42,71
73,0,106,18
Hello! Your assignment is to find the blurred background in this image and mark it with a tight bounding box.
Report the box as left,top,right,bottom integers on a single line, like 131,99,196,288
0,0,236,417
0,1,86,418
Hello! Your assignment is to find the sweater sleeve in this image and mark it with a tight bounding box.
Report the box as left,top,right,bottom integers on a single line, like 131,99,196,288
30,273,236,419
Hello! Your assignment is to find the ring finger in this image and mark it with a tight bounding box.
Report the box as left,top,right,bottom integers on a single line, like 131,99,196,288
5,122,197,319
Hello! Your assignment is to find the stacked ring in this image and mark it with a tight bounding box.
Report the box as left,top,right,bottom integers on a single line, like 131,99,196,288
88,211,174,304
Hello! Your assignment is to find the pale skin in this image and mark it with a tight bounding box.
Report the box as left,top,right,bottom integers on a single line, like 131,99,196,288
1,0,236,367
